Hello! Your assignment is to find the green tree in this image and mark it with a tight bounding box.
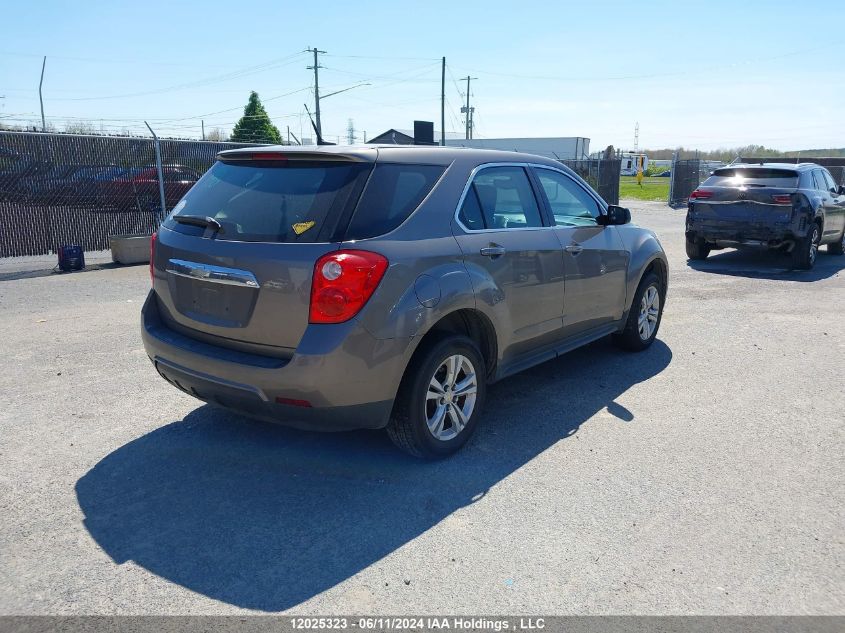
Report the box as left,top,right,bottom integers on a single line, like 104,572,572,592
230,91,282,144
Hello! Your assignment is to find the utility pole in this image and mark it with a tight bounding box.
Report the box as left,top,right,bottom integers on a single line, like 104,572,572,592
440,57,446,146
306,47,326,140
287,125,290,145
38,56,46,132
460,76,476,140
201,119,205,140
347,118,355,145
634,122,639,154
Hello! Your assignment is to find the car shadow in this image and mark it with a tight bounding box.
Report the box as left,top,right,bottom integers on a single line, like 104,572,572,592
76,338,671,612
687,247,845,281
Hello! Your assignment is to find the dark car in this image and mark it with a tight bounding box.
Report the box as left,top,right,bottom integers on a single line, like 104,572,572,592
8,163,79,202
686,163,845,269
142,146,668,457
46,165,127,206
100,164,201,211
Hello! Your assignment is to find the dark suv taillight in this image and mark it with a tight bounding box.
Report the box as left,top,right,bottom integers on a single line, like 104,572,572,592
309,250,388,324
689,189,713,200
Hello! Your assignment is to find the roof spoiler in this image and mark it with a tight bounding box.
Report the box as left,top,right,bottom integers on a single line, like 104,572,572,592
216,150,366,162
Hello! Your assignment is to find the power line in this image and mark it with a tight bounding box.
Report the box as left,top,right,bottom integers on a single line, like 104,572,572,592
49,52,307,101
164,87,312,122
447,41,845,84
321,61,441,82
323,53,440,62
0,50,267,67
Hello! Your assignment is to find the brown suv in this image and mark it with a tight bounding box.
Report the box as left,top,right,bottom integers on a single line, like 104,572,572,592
143,146,668,457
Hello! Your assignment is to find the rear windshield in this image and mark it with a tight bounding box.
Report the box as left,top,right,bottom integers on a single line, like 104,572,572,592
704,168,798,188
164,160,370,242
345,163,444,239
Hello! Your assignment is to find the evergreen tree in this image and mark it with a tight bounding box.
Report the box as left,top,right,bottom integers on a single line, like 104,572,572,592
230,91,282,144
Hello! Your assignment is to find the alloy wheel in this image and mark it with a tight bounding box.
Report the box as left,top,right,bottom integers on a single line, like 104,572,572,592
425,354,478,441
638,285,660,341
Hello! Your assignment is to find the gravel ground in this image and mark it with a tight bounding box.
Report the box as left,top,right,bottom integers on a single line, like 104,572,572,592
0,201,842,615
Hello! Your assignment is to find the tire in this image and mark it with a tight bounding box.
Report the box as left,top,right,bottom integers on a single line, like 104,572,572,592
613,272,664,352
685,237,710,260
387,335,486,459
827,229,845,256
791,222,821,270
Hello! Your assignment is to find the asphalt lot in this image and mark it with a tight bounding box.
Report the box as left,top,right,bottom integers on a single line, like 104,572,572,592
0,201,842,615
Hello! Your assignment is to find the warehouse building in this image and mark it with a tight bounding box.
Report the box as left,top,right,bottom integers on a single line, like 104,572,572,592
444,136,590,160
365,122,589,160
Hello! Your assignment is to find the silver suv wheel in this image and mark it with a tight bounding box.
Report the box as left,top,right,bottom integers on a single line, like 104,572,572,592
638,284,660,342
425,354,478,441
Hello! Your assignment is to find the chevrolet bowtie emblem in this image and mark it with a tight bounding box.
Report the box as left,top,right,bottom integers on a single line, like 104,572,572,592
292,221,316,235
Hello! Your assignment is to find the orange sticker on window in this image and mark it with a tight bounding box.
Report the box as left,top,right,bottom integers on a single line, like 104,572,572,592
292,221,316,235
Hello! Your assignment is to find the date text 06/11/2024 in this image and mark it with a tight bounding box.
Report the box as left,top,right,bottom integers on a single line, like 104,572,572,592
291,617,546,631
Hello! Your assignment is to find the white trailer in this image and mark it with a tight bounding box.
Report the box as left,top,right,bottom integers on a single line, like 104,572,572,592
620,153,648,176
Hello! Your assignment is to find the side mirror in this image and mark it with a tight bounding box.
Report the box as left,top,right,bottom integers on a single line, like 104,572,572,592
599,204,631,226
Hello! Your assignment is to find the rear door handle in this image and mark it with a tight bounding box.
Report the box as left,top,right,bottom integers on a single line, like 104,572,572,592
564,244,583,255
480,245,506,258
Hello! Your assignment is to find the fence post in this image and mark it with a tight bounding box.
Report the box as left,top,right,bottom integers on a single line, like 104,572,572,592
597,158,602,201
144,121,167,224
668,150,678,206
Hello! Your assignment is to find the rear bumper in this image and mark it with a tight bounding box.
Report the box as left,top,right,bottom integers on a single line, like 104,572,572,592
141,290,412,431
686,218,806,248
687,230,795,249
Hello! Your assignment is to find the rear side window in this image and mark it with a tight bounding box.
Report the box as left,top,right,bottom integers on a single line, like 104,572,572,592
165,160,370,242
345,163,443,239
704,168,798,188
458,166,544,230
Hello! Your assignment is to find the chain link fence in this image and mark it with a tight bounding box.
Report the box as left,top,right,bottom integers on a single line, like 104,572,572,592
668,158,712,207
559,158,621,205
0,131,260,257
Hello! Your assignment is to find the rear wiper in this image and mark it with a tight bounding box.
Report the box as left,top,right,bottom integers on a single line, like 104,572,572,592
172,215,222,232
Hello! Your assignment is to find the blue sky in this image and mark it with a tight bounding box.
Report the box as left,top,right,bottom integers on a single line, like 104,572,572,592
1,0,843,151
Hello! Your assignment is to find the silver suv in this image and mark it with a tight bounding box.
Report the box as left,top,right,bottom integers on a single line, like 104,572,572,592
142,146,668,457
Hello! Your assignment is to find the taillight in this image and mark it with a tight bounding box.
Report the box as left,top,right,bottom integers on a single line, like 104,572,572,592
771,194,792,205
251,152,288,161
275,397,312,408
689,189,713,200
309,250,388,324
149,232,157,284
